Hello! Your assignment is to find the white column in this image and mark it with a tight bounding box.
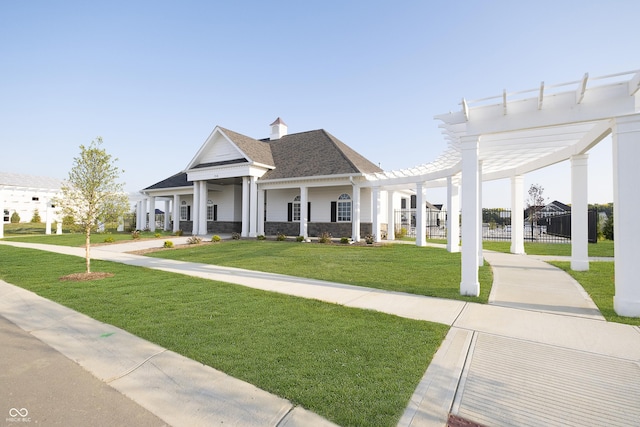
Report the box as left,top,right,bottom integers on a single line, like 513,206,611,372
257,188,265,236
173,194,180,233
446,176,460,252
0,189,4,239
141,198,148,230
248,177,258,237
613,114,640,317
460,136,480,296
199,181,208,235
241,177,250,237
45,201,52,235
352,184,361,241
372,187,381,242
148,196,156,232
571,154,589,271
164,200,171,231
478,161,484,266
386,190,395,241
299,186,308,238
415,182,426,247
135,201,142,230
192,182,200,235
510,175,525,254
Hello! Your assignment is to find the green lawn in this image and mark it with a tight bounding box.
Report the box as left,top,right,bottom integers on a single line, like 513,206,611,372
550,261,640,326
2,226,173,245
482,240,614,257
0,246,448,427
147,240,493,303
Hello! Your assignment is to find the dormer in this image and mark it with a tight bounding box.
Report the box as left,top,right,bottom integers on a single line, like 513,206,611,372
270,117,288,140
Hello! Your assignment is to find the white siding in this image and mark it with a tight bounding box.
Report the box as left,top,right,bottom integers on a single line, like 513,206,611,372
199,133,244,164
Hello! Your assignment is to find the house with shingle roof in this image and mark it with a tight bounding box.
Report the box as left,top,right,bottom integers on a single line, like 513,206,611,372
139,118,413,240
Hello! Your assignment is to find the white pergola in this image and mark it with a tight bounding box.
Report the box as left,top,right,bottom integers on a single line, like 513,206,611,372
364,70,640,317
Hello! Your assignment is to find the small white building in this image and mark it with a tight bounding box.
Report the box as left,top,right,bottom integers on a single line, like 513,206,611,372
139,118,416,240
1,172,63,225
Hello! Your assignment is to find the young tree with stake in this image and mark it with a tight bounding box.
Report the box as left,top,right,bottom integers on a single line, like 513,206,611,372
56,138,129,274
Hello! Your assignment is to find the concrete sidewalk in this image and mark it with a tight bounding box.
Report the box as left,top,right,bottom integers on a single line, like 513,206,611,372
1,238,639,426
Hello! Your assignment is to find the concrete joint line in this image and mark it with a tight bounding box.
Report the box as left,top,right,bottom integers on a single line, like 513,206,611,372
451,302,469,327
105,348,168,383
449,331,478,416
274,406,296,427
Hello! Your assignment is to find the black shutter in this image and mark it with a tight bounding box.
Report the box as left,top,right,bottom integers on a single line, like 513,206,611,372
213,205,218,221
288,203,293,222
411,195,416,209
331,201,337,222
187,206,191,221
307,202,311,222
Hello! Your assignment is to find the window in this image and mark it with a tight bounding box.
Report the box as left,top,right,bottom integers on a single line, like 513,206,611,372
206,200,217,221
337,193,351,222
32,196,39,201
180,201,188,221
292,196,301,221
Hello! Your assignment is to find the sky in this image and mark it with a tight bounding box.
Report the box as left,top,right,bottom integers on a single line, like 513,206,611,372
1,0,637,208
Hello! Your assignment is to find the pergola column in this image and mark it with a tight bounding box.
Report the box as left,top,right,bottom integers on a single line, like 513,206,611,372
198,181,208,235
372,186,381,242
613,113,640,317
148,196,156,232
192,182,200,235
386,190,395,241
241,177,249,237
352,184,361,241
510,175,525,254
446,175,460,253
415,182,426,247
571,154,589,271
299,186,308,238
478,161,484,266
172,194,180,233
460,135,480,296
257,188,265,236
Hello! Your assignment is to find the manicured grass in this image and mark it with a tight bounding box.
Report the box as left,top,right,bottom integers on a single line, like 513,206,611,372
0,246,448,427
550,261,640,326
2,229,173,245
482,240,614,257
147,240,493,303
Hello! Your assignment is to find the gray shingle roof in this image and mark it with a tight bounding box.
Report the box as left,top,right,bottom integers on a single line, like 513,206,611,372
144,172,190,191
218,127,275,166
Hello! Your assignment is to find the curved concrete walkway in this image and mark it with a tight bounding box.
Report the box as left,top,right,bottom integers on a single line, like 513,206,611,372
0,238,639,427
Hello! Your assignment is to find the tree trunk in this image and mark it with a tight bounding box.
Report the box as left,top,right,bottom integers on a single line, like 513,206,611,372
85,227,91,273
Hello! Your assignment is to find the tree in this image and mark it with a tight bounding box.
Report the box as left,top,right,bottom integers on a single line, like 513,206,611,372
56,138,129,274
10,211,20,223
31,209,41,223
526,184,546,240
603,212,614,241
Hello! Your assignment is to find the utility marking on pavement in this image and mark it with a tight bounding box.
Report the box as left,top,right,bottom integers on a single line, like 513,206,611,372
100,332,115,338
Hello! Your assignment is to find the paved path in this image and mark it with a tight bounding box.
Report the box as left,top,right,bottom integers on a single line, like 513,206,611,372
1,238,639,427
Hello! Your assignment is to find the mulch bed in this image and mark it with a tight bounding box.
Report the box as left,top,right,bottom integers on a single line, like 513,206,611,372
59,272,115,282
448,414,486,427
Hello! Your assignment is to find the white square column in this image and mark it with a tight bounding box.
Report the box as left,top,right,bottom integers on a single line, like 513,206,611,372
173,194,180,233
241,177,250,237
257,188,265,236
164,200,171,231
248,177,258,237
510,175,525,254
386,190,395,241
460,136,480,296
415,182,426,247
45,201,52,235
613,114,640,317
148,196,156,232
299,186,308,238
477,161,484,266
446,175,460,253
141,198,148,230
198,181,208,236
351,184,361,241
571,154,589,271
192,182,200,235
372,186,381,242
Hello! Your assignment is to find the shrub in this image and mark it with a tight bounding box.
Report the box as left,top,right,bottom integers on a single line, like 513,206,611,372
232,232,241,240
296,235,305,242
154,233,161,238
175,229,183,236
211,235,221,242
187,236,202,244
340,236,350,244
603,214,614,240
10,211,20,223
395,227,407,239
104,236,115,243
256,235,266,240
131,230,141,239
31,209,41,223
163,240,174,248
276,233,286,241
318,231,332,244
364,234,375,244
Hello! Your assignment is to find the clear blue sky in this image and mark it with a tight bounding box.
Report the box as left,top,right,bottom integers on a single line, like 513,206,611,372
1,1,637,208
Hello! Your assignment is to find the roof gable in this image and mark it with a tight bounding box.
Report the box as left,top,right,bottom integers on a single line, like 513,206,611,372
186,127,274,171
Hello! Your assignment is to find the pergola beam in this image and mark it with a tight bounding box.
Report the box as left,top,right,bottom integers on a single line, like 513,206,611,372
630,72,640,96
576,72,589,104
